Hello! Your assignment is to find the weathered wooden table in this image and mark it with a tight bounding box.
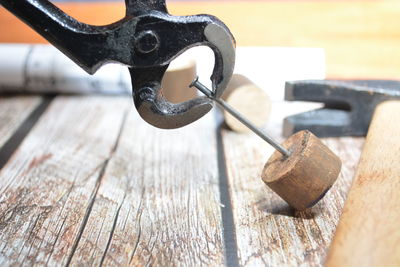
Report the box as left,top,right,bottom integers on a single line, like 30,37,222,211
0,95,363,266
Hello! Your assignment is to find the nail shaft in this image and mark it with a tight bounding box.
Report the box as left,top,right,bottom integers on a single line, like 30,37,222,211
191,78,291,158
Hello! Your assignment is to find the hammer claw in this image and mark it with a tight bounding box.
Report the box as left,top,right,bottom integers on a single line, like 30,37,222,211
283,108,352,138
284,80,400,137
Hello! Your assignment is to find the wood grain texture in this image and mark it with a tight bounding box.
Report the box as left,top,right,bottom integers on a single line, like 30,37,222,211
1,1,400,79
262,130,342,211
221,127,364,266
325,101,400,267
222,74,271,133
68,106,224,266
0,96,130,266
0,96,225,266
0,96,41,147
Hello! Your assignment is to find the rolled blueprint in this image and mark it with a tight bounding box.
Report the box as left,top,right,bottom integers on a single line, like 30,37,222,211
0,44,131,94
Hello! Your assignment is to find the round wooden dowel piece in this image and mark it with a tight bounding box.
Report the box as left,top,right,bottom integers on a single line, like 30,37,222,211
221,74,271,133
161,57,197,103
261,130,342,210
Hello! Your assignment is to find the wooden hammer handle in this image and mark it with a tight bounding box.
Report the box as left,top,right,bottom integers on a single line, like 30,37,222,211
325,101,400,267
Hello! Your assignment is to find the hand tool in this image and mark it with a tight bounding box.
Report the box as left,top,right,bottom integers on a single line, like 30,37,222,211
191,78,342,211
0,0,235,129
2,0,342,210
283,80,400,137
325,101,400,267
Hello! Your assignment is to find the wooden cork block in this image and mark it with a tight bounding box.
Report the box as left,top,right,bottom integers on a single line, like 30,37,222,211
221,74,271,132
161,57,197,103
261,130,341,210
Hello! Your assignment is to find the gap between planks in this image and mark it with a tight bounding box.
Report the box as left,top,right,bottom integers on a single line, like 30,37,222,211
0,96,43,149
0,96,54,170
216,125,240,267
0,95,227,266
220,126,364,266
0,95,365,266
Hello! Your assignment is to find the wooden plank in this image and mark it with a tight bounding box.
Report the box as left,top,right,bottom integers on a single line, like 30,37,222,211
0,96,41,148
0,96,131,265
221,128,364,266
1,1,400,79
68,107,224,266
0,96,224,265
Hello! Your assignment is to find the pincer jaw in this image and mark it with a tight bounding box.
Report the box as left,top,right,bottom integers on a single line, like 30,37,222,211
134,85,214,129
203,22,236,98
132,18,236,130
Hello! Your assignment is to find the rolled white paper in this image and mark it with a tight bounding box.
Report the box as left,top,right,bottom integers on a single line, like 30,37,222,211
0,44,132,94
0,44,325,100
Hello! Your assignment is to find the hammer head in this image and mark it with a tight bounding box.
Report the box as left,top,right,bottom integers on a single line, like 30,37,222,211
284,80,400,137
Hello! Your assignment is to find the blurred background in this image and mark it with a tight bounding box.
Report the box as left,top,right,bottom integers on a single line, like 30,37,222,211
0,0,399,79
